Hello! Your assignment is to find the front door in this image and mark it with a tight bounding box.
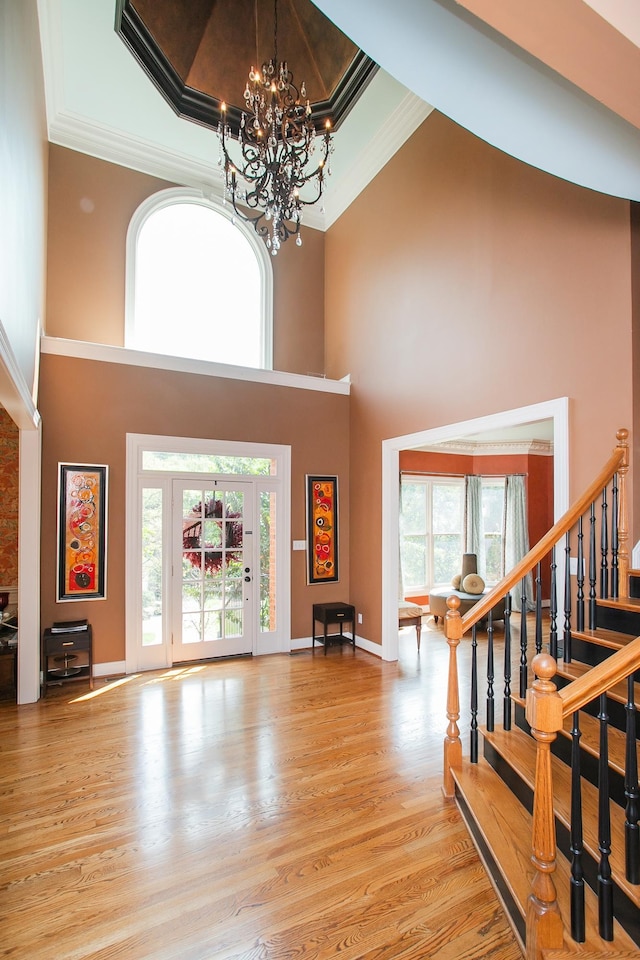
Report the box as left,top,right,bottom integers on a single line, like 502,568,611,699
172,480,254,661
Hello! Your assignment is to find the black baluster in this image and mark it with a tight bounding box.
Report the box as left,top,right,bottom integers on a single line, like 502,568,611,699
576,516,584,632
589,503,597,630
611,473,619,599
486,610,495,733
519,581,528,699
600,487,609,600
597,692,613,940
470,623,478,763
550,546,558,660
564,533,572,664
535,561,543,655
503,594,512,731
625,674,639,883
570,710,585,943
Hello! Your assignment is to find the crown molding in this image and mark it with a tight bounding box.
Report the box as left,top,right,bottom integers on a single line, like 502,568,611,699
418,438,554,456
45,90,429,236
40,336,351,395
47,97,434,233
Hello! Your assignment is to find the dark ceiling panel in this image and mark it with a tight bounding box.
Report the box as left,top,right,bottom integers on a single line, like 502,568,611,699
131,0,216,80
115,0,377,133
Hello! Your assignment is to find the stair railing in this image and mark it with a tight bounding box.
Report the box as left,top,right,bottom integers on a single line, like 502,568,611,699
442,428,638,958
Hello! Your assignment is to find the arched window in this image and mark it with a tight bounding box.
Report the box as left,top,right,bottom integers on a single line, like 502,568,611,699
125,188,273,369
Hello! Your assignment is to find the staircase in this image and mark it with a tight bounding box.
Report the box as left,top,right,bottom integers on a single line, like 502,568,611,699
442,429,640,959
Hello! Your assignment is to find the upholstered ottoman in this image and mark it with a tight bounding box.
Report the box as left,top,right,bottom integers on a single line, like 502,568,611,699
429,587,505,624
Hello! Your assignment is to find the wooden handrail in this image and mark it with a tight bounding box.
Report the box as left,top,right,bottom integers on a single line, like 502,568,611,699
442,428,635,960
457,429,629,633
558,634,640,716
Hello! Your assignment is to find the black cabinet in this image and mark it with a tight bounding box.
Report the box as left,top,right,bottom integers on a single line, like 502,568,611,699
312,602,356,654
42,625,93,696
0,639,17,701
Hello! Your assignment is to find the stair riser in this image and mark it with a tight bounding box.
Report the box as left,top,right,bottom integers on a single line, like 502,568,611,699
596,603,640,638
628,574,640,599
482,739,640,947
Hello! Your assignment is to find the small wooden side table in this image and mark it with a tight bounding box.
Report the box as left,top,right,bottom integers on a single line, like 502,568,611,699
312,602,356,655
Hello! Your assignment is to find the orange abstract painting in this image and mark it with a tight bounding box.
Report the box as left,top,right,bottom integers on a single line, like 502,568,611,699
57,464,108,601
306,476,339,583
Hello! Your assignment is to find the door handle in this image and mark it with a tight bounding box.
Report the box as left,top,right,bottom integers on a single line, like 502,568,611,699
244,575,251,582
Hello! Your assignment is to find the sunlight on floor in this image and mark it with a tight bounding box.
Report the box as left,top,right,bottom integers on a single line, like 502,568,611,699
69,674,139,702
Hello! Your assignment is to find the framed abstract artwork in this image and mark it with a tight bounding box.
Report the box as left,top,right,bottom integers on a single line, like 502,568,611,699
306,475,339,584
57,464,108,601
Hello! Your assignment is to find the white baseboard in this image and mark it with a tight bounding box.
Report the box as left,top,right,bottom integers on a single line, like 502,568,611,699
94,661,126,679
91,639,383,679
290,634,382,658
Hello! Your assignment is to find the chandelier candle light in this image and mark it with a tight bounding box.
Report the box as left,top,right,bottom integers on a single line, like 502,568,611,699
217,0,333,254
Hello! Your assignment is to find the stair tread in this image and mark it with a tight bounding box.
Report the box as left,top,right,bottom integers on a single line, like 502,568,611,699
453,763,532,918
571,627,636,650
558,712,640,778
453,762,637,951
482,726,640,907
555,660,640,709
598,596,640,616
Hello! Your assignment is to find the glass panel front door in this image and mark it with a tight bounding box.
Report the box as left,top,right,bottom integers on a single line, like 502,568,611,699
172,480,253,660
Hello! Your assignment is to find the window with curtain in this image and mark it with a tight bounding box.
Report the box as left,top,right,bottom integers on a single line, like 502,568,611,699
401,474,513,594
481,478,507,582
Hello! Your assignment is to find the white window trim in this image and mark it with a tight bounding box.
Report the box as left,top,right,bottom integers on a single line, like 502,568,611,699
124,187,274,370
125,434,291,674
382,397,570,662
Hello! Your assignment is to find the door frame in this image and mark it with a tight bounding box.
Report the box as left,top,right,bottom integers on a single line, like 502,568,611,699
381,397,569,661
125,434,291,673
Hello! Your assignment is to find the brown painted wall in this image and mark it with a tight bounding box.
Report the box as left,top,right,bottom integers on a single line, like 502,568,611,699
325,112,633,646
39,353,349,665
46,145,325,375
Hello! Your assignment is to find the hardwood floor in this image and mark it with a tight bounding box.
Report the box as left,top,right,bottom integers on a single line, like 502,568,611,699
0,621,522,959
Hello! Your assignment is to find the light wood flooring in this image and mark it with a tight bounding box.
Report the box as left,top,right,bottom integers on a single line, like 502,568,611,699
0,620,522,959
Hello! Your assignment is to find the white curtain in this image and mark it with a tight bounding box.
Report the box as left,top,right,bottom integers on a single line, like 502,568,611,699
464,475,484,577
504,475,534,609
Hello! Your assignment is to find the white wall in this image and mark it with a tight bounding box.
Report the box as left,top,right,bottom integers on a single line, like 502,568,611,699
0,0,47,422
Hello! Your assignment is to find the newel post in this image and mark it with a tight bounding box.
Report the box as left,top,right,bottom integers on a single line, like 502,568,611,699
443,595,463,799
525,653,565,958
616,428,630,599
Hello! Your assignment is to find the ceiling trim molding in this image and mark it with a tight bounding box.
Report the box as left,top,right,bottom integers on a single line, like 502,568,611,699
417,438,554,456
48,109,328,230
40,336,351,395
47,93,432,233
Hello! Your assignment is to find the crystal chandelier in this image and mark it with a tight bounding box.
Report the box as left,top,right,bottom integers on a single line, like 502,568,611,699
217,0,333,255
